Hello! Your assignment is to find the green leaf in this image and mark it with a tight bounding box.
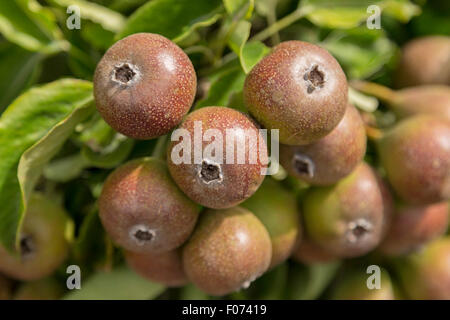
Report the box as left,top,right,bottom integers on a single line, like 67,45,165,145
287,262,341,300
81,22,115,50
321,28,396,79
72,209,108,268
110,0,149,13
241,41,270,73
0,79,94,249
117,0,223,43
75,116,115,148
223,0,248,14
43,153,89,183
300,0,420,29
82,134,135,169
179,283,210,300
0,0,65,53
410,6,450,37
382,0,421,22
228,20,251,55
254,0,276,17
73,116,135,169
63,266,165,300
223,0,254,17
228,21,270,73
246,263,289,299
195,67,246,109
0,43,43,112
49,0,126,33
18,104,94,204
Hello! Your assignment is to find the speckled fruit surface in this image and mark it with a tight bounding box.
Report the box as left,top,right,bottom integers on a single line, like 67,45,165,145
280,103,366,185
395,36,450,88
94,33,197,139
167,106,267,209
125,248,187,287
98,158,200,253
182,206,272,296
378,115,450,205
0,194,70,281
302,163,387,258
243,41,348,145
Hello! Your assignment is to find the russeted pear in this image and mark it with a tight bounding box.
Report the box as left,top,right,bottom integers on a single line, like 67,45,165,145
167,106,267,209
302,163,387,258
244,41,348,145
377,115,450,205
99,158,200,253
395,36,450,87
0,194,71,281
280,103,366,185
182,206,272,296
125,248,187,287
380,202,449,256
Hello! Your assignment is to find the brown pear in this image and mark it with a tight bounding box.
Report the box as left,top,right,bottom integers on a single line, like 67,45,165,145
377,115,450,205
182,206,272,296
280,103,366,185
379,202,449,256
99,158,200,253
395,36,450,87
302,163,387,258
244,40,348,145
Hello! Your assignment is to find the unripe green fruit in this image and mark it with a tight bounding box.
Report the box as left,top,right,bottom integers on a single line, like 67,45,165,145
0,194,70,281
241,178,300,268
378,115,450,205
93,33,196,140
243,40,348,145
125,248,187,287
352,82,450,121
167,106,267,209
329,267,395,300
280,103,366,185
380,202,449,256
398,237,450,299
13,278,63,300
182,206,272,296
395,36,450,88
99,158,200,253
302,163,386,258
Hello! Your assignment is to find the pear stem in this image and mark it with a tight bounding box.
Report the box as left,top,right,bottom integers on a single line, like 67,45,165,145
365,125,384,141
350,81,397,103
152,135,168,160
252,7,308,42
